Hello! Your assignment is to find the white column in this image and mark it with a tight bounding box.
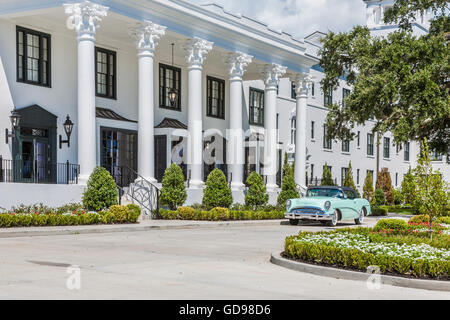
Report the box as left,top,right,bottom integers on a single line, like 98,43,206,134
225,52,253,190
65,1,108,184
183,38,213,188
262,64,286,192
130,22,166,183
290,73,312,188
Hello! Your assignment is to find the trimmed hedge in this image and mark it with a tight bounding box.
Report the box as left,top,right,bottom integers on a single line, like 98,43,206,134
285,231,450,279
371,206,388,216
0,204,141,228
159,207,284,221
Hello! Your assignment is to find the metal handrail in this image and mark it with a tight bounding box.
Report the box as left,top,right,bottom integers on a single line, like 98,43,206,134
112,165,161,219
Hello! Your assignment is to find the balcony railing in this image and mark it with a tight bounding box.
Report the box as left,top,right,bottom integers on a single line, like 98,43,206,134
0,157,80,185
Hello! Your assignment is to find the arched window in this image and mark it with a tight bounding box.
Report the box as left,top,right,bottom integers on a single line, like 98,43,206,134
291,116,296,145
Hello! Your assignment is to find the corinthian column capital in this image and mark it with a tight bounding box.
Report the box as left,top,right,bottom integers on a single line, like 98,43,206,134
262,63,287,90
64,1,108,40
129,21,166,57
183,37,213,69
225,52,253,81
289,72,313,97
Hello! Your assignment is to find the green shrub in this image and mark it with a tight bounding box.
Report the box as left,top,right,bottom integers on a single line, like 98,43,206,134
210,207,230,221
202,169,233,209
363,171,374,202
126,204,141,223
409,215,430,224
277,160,299,206
245,172,269,207
160,164,187,210
343,161,360,197
371,206,388,216
374,188,386,206
436,216,450,225
392,188,405,205
109,205,129,223
374,219,409,231
321,164,334,186
177,206,196,220
82,167,119,211
401,167,416,205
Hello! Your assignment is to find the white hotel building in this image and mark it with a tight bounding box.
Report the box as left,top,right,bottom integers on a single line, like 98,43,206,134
0,0,448,209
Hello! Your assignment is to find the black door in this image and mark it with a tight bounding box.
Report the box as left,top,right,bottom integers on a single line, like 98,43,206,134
155,135,167,183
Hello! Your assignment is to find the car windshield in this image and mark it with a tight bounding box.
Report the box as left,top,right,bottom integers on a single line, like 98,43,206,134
307,188,344,199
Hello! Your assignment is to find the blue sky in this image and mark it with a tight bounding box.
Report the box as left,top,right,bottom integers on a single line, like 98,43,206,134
188,0,367,38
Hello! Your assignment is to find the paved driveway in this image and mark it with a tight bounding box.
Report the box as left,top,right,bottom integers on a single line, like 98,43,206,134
0,218,448,300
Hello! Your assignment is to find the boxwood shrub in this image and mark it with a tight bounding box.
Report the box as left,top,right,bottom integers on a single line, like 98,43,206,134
159,207,284,221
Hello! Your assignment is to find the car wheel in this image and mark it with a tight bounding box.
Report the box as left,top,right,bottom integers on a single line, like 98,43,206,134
289,219,299,226
327,210,339,227
355,208,364,225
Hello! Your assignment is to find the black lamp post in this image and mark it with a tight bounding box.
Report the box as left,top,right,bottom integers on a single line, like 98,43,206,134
168,43,178,107
59,115,74,149
5,108,21,144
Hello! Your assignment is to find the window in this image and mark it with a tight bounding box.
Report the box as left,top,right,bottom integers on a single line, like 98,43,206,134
206,76,225,119
16,26,51,87
291,82,296,99
342,88,350,107
311,121,315,139
367,133,374,156
383,137,390,159
249,88,264,126
357,131,361,147
341,167,349,186
395,173,398,187
311,83,315,96
323,125,332,150
276,113,279,142
159,63,181,110
431,150,443,161
367,170,374,185
404,142,410,161
396,143,402,154
324,88,333,107
357,169,360,185
310,164,314,183
95,47,116,99
291,116,296,145
342,140,350,152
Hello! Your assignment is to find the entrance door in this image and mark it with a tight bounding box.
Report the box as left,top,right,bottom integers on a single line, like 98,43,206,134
155,135,167,183
20,139,50,183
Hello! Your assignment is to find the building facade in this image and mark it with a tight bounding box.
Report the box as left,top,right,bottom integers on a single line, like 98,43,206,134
0,0,448,209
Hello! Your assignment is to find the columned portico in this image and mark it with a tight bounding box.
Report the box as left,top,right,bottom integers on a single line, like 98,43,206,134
184,38,213,189
290,73,312,190
130,21,166,183
225,52,253,190
262,63,286,192
64,2,108,184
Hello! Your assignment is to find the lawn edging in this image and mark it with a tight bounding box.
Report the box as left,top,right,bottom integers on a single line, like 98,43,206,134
270,251,450,292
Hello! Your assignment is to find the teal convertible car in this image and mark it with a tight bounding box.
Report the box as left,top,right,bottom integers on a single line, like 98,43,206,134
285,186,372,227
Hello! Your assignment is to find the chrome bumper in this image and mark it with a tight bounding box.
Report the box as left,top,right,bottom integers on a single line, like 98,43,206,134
285,211,332,221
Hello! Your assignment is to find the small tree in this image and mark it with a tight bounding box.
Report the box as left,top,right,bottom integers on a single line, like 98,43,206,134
376,168,394,205
343,161,360,197
374,188,386,206
363,171,374,202
202,169,233,209
401,167,416,205
413,139,449,240
160,164,187,210
245,172,269,208
277,162,299,206
82,166,119,211
321,164,334,186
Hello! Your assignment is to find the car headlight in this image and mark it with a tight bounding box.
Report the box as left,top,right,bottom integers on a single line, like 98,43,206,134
286,200,291,211
324,201,331,211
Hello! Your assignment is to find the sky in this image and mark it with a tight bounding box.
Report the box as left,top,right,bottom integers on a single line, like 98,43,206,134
187,0,367,38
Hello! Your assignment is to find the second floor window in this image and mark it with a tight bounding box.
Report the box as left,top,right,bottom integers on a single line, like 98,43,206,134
291,82,296,99
384,137,390,159
404,142,410,161
357,131,361,147
323,126,332,150
342,140,350,152
159,63,181,110
367,133,374,156
95,47,116,99
311,121,315,139
341,167,349,186
342,88,350,107
206,76,225,119
249,88,264,126
16,26,51,87
311,83,315,96
324,88,333,107
291,117,296,145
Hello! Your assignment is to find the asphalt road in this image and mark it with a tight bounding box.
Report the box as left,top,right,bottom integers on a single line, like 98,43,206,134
0,219,448,300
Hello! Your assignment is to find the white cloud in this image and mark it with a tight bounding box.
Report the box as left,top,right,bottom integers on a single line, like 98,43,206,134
188,0,367,38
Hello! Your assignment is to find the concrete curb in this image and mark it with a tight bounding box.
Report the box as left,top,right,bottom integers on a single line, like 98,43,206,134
0,220,285,239
270,251,450,292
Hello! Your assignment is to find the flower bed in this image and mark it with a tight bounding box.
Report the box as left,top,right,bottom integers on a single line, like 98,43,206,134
284,220,450,279
159,206,284,221
0,204,141,228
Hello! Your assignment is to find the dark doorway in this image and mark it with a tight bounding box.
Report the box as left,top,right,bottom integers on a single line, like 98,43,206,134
155,135,167,183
